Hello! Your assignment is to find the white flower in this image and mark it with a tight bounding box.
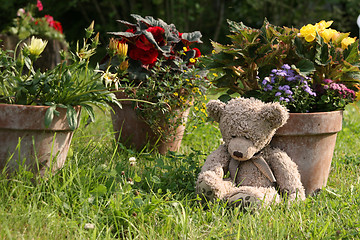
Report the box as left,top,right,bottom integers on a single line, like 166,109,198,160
129,157,136,166
26,36,48,57
84,223,95,230
101,71,119,89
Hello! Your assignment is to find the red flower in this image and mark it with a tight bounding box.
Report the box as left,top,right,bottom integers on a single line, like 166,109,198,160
136,35,153,51
193,48,201,58
146,26,165,46
43,15,63,33
53,21,63,33
44,15,54,26
129,47,158,65
37,0,43,11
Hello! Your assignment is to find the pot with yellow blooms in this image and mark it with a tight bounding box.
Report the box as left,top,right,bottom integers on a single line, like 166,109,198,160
203,19,360,195
100,14,209,154
0,22,121,176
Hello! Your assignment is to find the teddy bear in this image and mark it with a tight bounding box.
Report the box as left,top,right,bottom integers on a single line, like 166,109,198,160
196,97,305,207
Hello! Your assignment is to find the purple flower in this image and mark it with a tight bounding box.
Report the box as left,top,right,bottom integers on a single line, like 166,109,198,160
275,92,282,96
303,85,316,96
279,97,284,101
264,84,273,91
286,76,296,81
276,70,287,77
279,85,290,91
285,89,293,95
282,64,291,70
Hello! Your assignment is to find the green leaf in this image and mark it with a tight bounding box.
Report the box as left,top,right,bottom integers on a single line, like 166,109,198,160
66,105,78,130
315,42,330,66
90,184,107,196
344,40,360,64
295,59,315,76
150,175,161,184
181,31,203,43
134,173,142,183
81,104,95,123
294,36,305,58
44,105,57,128
218,94,232,103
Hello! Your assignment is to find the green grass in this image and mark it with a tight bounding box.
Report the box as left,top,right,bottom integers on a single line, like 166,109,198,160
1,104,360,239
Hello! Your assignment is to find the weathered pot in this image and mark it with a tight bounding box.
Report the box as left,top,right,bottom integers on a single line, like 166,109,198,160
0,104,80,176
271,111,343,196
111,92,189,154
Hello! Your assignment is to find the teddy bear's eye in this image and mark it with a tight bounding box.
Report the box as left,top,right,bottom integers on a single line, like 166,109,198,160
231,135,236,138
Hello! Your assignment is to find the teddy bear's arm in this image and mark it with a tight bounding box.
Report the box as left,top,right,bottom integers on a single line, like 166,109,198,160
196,144,238,200
200,144,231,175
265,147,306,201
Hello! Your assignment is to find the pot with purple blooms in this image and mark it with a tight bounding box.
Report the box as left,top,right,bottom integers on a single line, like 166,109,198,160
203,19,360,196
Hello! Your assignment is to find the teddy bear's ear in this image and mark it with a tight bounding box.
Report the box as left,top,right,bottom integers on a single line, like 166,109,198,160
261,102,289,129
206,100,226,122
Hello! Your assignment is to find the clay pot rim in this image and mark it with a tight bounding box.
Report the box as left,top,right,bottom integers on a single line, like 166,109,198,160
276,110,343,136
0,104,81,131
287,110,343,116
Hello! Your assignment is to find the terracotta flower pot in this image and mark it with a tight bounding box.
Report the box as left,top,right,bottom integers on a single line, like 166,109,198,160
111,92,189,154
0,104,80,176
271,111,343,196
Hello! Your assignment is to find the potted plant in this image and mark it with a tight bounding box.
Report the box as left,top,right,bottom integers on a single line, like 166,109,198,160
0,0,67,71
100,14,209,154
0,22,121,175
202,19,360,195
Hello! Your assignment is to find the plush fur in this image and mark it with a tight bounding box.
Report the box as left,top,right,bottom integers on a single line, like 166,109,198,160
196,97,305,207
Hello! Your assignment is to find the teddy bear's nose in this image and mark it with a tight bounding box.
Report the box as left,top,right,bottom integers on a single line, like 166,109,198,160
233,151,243,158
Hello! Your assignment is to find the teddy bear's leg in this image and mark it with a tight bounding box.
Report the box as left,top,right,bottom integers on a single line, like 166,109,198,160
227,186,281,207
196,170,240,202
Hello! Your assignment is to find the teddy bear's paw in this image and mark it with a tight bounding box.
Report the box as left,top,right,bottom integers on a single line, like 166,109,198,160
197,180,216,202
228,192,259,207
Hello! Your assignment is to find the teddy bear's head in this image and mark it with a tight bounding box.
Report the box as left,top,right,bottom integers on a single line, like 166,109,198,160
207,97,289,161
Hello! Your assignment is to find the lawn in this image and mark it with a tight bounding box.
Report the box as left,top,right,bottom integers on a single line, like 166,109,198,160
0,103,359,239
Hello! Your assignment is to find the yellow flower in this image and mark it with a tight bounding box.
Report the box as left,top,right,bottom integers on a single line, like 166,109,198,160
27,36,48,57
192,87,199,93
173,92,179,97
108,38,128,57
212,50,216,54
315,20,333,32
320,28,338,43
212,73,218,77
183,47,188,52
117,42,128,58
189,58,196,63
341,37,356,49
194,106,199,111
300,24,317,42
108,38,118,52
119,60,129,71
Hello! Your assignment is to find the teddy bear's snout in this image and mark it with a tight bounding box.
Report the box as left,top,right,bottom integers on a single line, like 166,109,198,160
228,137,258,161
233,151,243,158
